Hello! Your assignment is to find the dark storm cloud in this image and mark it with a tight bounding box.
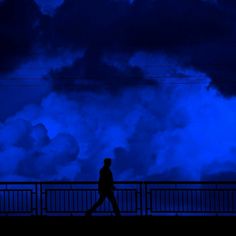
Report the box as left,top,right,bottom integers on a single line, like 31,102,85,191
0,0,41,73
49,49,155,93
39,0,236,95
2,0,236,95
47,0,229,51
41,0,130,50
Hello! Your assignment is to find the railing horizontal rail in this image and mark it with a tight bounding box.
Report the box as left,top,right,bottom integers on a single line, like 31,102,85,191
0,181,236,184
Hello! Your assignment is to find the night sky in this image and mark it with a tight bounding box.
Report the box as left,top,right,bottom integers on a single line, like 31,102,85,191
1,0,236,181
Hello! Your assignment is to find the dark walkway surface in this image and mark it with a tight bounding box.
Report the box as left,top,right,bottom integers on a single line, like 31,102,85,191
0,217,235,233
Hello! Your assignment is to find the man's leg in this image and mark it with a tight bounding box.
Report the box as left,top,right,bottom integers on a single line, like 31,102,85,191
107,192,121,216
85,194,105,216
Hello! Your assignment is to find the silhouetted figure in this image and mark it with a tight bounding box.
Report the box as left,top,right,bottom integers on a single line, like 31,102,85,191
85,158,121,216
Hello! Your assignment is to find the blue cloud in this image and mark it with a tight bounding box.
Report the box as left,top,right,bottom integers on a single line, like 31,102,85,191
2,0,236,182
0,54,234,181
0,119,80,180
34,0,64,16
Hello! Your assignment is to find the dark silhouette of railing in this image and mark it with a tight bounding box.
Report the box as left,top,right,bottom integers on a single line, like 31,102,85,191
0,181,236,216
145,182,236,216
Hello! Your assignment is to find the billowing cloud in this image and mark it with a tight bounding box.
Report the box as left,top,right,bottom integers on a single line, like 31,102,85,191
0,119,79,180
34,0,64,16
2,1,236,181
2,0,236,96
48,49,155,93
0,54,234,181
37,0,236,96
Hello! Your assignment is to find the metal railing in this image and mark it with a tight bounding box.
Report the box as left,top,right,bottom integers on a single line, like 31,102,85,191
145,182,236,216
0,181,235,216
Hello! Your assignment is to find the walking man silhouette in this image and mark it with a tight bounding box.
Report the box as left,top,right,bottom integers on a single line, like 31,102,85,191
85,158,121,216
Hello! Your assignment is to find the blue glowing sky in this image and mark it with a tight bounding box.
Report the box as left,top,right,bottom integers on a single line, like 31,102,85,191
1,0,236,181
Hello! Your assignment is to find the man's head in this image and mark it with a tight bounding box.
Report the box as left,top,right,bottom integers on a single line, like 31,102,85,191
104,158,112,168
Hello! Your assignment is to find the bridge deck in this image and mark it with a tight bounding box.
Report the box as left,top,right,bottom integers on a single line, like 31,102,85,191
0,216,235,233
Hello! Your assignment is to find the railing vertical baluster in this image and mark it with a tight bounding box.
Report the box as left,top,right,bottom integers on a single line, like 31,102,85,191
228,189,231,213
17,190,19,214
139,183,142,216
25,191,27,213
168,190,170,213
125,189,128,214
144,183,146,216
177,189,179,214
35,183,38,216
154,190,156,213
20,191,23,213
54,190,56,213
187,190,192,212
8,187,11,214
123,189,126,214
232,191,235,212
223,190,225,213
119,188,121,214
232,190,234,212
226,190,229,212
40,183,43,216
71,189,74,214
200,189,202,213
217,190,219,214
216,185,217,212
8,189,10,214
12,190,15,213
81,190,83,213
204,190,207,214
85,191,88,212
192,189,194,213
161,190,162,211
